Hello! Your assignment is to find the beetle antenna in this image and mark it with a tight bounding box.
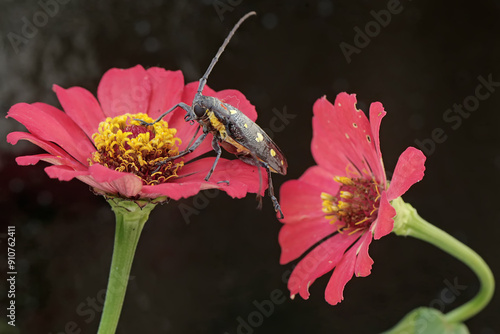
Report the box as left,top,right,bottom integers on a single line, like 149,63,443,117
196,11,256,96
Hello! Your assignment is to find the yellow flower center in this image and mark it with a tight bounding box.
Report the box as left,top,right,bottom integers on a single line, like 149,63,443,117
321,176,381,235
90,113,183,185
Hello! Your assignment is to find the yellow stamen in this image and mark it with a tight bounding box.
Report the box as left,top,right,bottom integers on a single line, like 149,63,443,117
334,176,355,186
373,181,381,198
325,215,338,225
322,206,333,213
348,227,363,235
321,175,383,233
90,113,184,185
340,191,353,199
344,163,360,178
355,217,370,225
338,201,350,210
321,192,335,201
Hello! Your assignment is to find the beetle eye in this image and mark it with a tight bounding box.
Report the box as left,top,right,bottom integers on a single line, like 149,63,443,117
193,105,205,117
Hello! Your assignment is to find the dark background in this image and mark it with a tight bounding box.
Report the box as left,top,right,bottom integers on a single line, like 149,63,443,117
1,0,499,333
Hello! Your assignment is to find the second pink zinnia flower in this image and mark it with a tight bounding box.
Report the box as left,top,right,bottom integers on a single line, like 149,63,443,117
279,93,426,305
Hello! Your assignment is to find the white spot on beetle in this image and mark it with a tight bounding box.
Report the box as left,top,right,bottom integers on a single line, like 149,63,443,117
270,149,276,157
256,132,264,142
230,109,238,115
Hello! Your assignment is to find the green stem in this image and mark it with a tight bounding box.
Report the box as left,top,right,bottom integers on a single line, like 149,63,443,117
391,197,495,324
97,198,157,334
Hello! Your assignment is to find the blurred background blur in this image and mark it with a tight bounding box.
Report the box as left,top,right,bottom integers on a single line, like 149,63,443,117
1,0,500,333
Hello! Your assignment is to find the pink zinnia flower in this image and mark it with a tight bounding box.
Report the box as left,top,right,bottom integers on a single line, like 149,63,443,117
7,65,262,200
279,93,426,305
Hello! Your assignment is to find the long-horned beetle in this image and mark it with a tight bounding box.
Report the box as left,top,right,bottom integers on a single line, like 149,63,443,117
140,12,287,218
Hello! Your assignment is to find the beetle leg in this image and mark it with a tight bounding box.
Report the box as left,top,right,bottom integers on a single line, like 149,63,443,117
136,102,192,125
235,155,283,218
204,137,223,181
261,161,284,219
154,131,208,172
256,164,263,210
185,125,200,151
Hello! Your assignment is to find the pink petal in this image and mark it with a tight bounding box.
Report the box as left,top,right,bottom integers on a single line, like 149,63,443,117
97,65,151,118
287,232,360,300
141,158,263,200
279,217,339,264
45,165,90,181
16,154,79,169
174,123,214,162
279,166,340,224
76,175,119,194
165,81,214,160
7,103,94,164
312,94,384,182
44,165,119,195
354,231,374,277
215,89,258,122
181,81,216,103
279,180,324,224
145,68,184,120
33,102,96,153
172,81,208,132
180,158,263,196
175,81,215,131
140,182,206,200
325,242,358,305
148,79,209,160
202,159,263,197
372,192,396,240
299,165,339,193
369,101,388,185
311,97,356,177
7,131,83,168
53,85,105,138
386,147,426,201
88,164,143,197
175,123,215,161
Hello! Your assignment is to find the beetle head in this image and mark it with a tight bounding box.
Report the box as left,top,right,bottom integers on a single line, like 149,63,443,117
193,104,206,118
